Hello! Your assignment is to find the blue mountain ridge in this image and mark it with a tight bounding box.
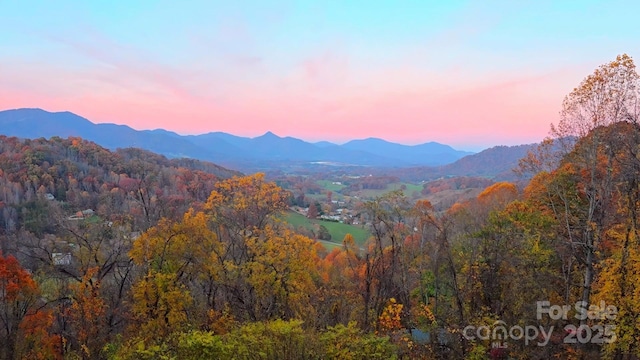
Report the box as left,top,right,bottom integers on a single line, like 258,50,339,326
0,108,474,170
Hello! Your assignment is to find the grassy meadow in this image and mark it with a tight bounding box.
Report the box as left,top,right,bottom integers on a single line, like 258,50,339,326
284,211,370,246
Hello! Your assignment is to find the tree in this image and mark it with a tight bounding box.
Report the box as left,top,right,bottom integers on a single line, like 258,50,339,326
359,191,413,331
414,198,464,331
313,234,364,328
128,210,216,341
240,227,318,322
205,173,288,235
0,253,55,359
63,267,108,359
588,122,640,358
204,174,316,322
307,203,318,219
317,224,331,241
128,174,320,338
549,54,640,318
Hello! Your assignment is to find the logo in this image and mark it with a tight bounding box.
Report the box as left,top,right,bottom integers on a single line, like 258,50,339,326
463,321,553,347
462,301,618,349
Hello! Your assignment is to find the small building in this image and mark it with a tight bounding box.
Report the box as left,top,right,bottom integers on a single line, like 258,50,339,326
67,209,95,220
52,253,72,266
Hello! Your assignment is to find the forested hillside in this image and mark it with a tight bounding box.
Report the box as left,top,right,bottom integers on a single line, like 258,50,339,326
1,55,640,359
373,143,535,183
0,136,239,247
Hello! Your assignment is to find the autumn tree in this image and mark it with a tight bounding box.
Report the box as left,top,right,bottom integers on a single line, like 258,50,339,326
589,123,640,358
204,174,318,322
16,208,137,347
127,173,320,345
357,190,414,331
313,234,365,328
128,210,216,341
239,226,318,322
0,253,58,360
413,197,464,333
549,54,640,313
516,55,640,358
307,202,318,219
63,267,108,360
205,173,288,235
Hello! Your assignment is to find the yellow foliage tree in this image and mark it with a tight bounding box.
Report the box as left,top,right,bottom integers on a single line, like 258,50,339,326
129,210,217,340
593,225,640,358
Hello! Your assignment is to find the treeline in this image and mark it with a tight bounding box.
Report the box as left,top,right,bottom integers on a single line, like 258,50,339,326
421,177,493,196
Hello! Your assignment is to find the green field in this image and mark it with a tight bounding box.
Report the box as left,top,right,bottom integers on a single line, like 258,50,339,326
316,240,342,251
316,180,347,192
354,182,424,199
284,211,370,246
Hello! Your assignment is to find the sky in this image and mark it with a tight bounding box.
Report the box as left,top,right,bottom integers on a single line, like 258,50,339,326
1,1,639,151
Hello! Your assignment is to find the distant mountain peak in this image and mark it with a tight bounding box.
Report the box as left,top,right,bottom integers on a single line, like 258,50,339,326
259,131,280,138
355,137,386,142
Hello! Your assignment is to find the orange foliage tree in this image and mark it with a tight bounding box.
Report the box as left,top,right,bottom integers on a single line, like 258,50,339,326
0,253,59,359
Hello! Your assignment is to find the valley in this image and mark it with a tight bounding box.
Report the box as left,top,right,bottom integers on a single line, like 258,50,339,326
0,9,638,355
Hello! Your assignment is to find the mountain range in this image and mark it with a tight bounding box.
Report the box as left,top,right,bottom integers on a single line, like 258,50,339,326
379,144,536,182
0,108,475,171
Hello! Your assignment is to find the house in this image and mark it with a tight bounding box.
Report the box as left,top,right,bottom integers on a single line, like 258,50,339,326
45,193,55,201
52,253,72,266
67,209,95,220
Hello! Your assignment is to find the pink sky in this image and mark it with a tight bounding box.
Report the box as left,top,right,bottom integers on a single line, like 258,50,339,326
0,58,589,151
1,1,638,151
